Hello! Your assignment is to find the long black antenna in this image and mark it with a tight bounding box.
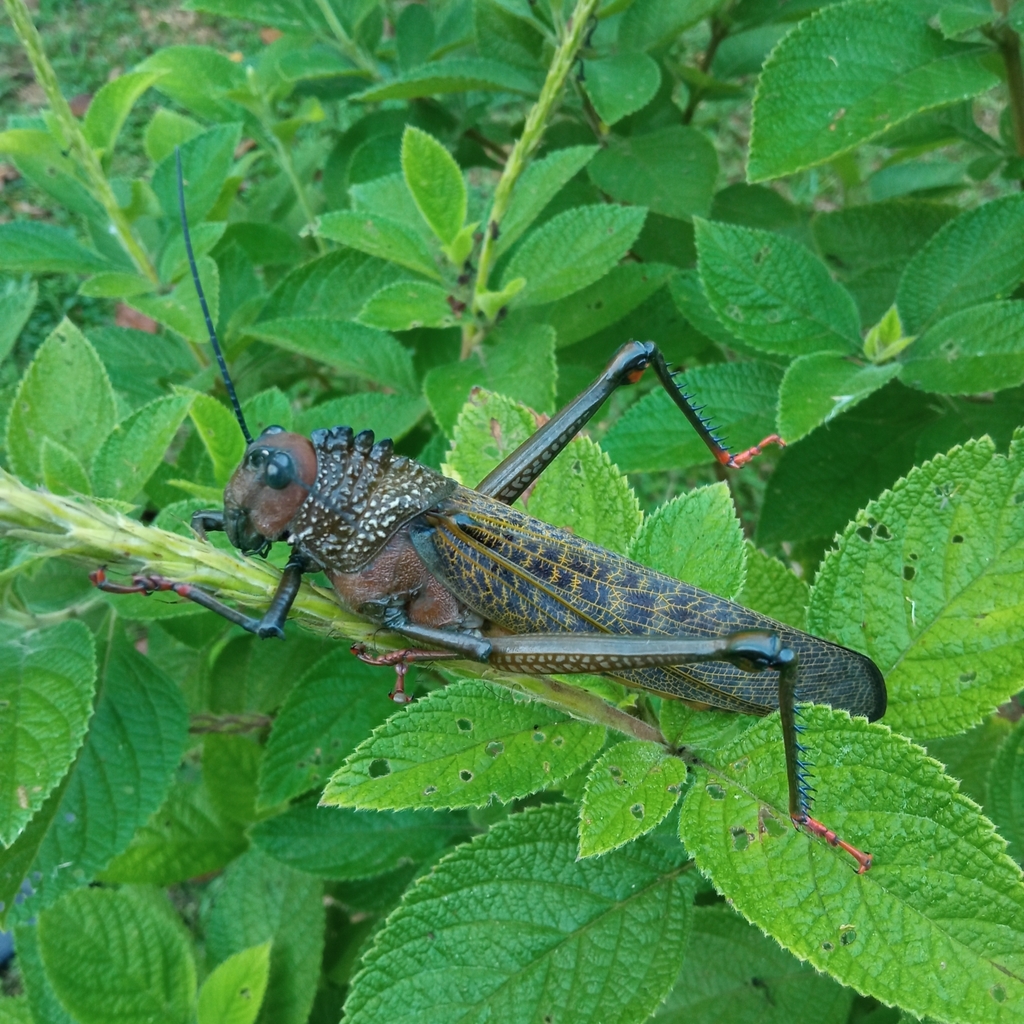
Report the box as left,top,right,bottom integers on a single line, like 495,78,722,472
176,147,253,445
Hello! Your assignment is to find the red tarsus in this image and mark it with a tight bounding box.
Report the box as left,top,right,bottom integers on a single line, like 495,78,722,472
350,643,460,704
726,434,786,469
795,813,873,874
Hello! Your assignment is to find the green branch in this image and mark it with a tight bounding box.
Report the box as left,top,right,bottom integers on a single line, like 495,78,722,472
3,0,158,283
0,470,663,745
468,0,601,352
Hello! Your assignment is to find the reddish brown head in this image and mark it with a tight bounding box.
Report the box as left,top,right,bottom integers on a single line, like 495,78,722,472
223,427,317,554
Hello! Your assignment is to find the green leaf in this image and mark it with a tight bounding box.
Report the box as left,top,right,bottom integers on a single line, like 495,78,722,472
735,544,809,631
129,255,220,342
620,0,720,48
579,740,688,857
809,434,1024,740
496,144,598,259
630,482,745,599
359,280,456,330
0,129,106,221
91,393,195,501
259,250,413,322
204,848,325,1024
143,106,203,164
695,219,861,356
159,221,226,283
88,325,196,413
988,719,1024,864
583,53,661,126
138,44,246,122
669,268,742,349
249,318,417,393
252,802,467,878
529,436,643,555
812,199,959,324
0,997,32,1024
0,277,37,364
896,195,1024,335
653,904,854,1024
83,70,165,158
503,204,646,306
38,887,195,1024
322,679,606,810
778,353,901,442
929,715,1015,806
900,301,1024,395
0,622,95,847
242,387,293,435
588,127,717,221
678,705,1024,1023
756,382,936,546
203,733,262,827
189,392,247,487
197,943,271,1024
41,437,92,495
292,391,427,443
424,323,556,434
151,121,242,223
442,388,539,485
99,773,247,885
316,210,441,280
257,655,399,809
516,261,675,349
344,803,695,1024
353,57,537,101
0,631,188,925
6,319,117,485
603,361,783,474
748,0,1000,181
402,126,466,245
0,221,113,275
79,272,156,298
13,921,75,1024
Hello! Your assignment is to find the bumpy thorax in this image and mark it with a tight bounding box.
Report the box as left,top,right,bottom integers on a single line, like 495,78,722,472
289,426,456,573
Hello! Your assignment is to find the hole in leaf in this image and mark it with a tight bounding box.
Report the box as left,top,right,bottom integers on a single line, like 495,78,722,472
706,784,726,800
840,928,856,946
762,815,786,838
991,986,1006,1003
822,941,834,952
1015,493,1024,505
369,758,391,778
459,769,473,782
960,670,976,683
909,551,919,560
552,735,564,747
485,740,504,757
456,718,473,732
630,803,644,820
875,523,891,539
856,526,872,542
730,826,750,850
952,534,964,544
903,565,916,580
753,244,771,265
533,730,546,742
731,756,749,772
423,785,437,795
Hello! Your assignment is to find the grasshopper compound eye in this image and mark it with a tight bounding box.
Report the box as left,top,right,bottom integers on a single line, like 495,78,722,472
263,450,296,490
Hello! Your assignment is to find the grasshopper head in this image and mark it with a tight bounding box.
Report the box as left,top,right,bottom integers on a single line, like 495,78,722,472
223,427,317,555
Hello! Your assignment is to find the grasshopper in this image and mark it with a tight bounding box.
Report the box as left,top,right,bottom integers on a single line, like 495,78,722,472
94,153,886,871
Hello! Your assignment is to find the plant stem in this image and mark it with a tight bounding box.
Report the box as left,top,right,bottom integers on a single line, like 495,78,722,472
993,18,1024,159
681,17,729,126
270,133,327,254
311,0,379,79
468,0,600,353
3,0,158,283
0,469,665,748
